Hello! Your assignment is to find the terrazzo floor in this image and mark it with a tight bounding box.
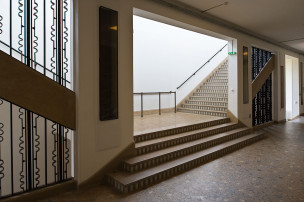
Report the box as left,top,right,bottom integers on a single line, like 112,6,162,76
40,116,304,202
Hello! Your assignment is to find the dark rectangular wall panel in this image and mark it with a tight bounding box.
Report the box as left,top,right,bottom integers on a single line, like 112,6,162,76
99,6,118,121
243,46,249,104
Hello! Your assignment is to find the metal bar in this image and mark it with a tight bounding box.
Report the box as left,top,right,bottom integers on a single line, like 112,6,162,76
26,110,32,191
44,119,47,185
9,0,12,56
43,0,46,76
56,0,62,84
176,44,227,90
26,0,32,67
174,92,176,113
10,103,14,195
141,93,143,117
159,92,161,115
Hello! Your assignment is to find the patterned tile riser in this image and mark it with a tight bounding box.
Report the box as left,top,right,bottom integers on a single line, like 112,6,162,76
202,83,228,86
109,134,264,193
136,124,237,155
208,76,228,79
193,93,228,97
181,105,227,112
200,86,228,90
177,109,227,117
206,79,228,83
196,89,228,93
124,129,251,172
185,101,227,106
134,118,230,143
189,97,228,102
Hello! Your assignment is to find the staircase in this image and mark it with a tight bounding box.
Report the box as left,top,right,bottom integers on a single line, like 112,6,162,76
107,117,264,193
178,60,228,117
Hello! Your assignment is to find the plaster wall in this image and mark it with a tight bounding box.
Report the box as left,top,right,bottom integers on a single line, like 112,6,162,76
74,0,304,183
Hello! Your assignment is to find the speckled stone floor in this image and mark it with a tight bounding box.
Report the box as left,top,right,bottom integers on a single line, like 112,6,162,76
40,117,304,202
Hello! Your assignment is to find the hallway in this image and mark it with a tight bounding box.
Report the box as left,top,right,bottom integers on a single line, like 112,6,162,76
41,117,304,201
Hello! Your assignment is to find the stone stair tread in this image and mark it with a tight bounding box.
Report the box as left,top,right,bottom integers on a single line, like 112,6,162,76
133,117,228,137
108,132,263,185
182,104,227,108
125,127,249,165
178,108,227,114
135,122,237,148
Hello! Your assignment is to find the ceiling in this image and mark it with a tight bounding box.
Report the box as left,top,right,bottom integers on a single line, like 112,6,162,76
176,0,304,54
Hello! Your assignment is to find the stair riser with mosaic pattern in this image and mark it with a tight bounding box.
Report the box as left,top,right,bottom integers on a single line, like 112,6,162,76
185,100,227,107
189,97,228,102
209,76,228,80
206,78,228,84
193,93,228,97
108,134,264,193
124,129,250,172
213,73,228,77
196,89,227,93
200,86,228,90
202,83,227,87
136,124,237,155
177,108,227,117
134,118,230,143
181,104,227,112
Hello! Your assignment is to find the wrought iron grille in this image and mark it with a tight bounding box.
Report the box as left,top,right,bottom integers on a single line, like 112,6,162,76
252,47,272,126
0,0,73,198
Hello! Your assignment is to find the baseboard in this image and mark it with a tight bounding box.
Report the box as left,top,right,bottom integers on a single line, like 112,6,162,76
134,108,175,116
253,121,274,131
1,180,77,202
79,142,136,189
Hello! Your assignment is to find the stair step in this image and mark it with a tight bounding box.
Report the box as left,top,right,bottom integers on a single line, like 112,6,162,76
205,82,228,85
178,108,227,117
181,104,227,112
134,117,230,143
123,127,250,172
200,86,228,90
135,122,237,155
206,79,228,83
108,132,264,193
189,96,228,102
193,93,228,97
196,89,227,93
185,100,228,106
208,76,228,80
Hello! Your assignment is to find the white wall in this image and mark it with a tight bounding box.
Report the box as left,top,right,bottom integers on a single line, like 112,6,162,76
74,0,304,184
286,58,293,119
133,16,227,111
285,55,300,120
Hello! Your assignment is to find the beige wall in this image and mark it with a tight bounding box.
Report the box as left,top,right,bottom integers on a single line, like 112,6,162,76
74,0,304,183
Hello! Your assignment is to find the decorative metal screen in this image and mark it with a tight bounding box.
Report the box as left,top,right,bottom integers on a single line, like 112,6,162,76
252,47,272,126
0,0,73,198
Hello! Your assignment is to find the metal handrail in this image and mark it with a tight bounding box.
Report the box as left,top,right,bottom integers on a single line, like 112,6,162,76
176,44,228,90
134,91,176,117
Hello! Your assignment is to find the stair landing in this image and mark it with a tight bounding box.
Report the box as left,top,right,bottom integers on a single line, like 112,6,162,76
134,112,223,136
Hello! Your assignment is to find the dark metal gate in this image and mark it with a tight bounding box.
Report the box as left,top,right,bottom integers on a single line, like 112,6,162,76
0,0,73,198
252,47,273,126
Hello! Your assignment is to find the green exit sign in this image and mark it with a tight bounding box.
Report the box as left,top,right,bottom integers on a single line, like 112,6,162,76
228,52,236,55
